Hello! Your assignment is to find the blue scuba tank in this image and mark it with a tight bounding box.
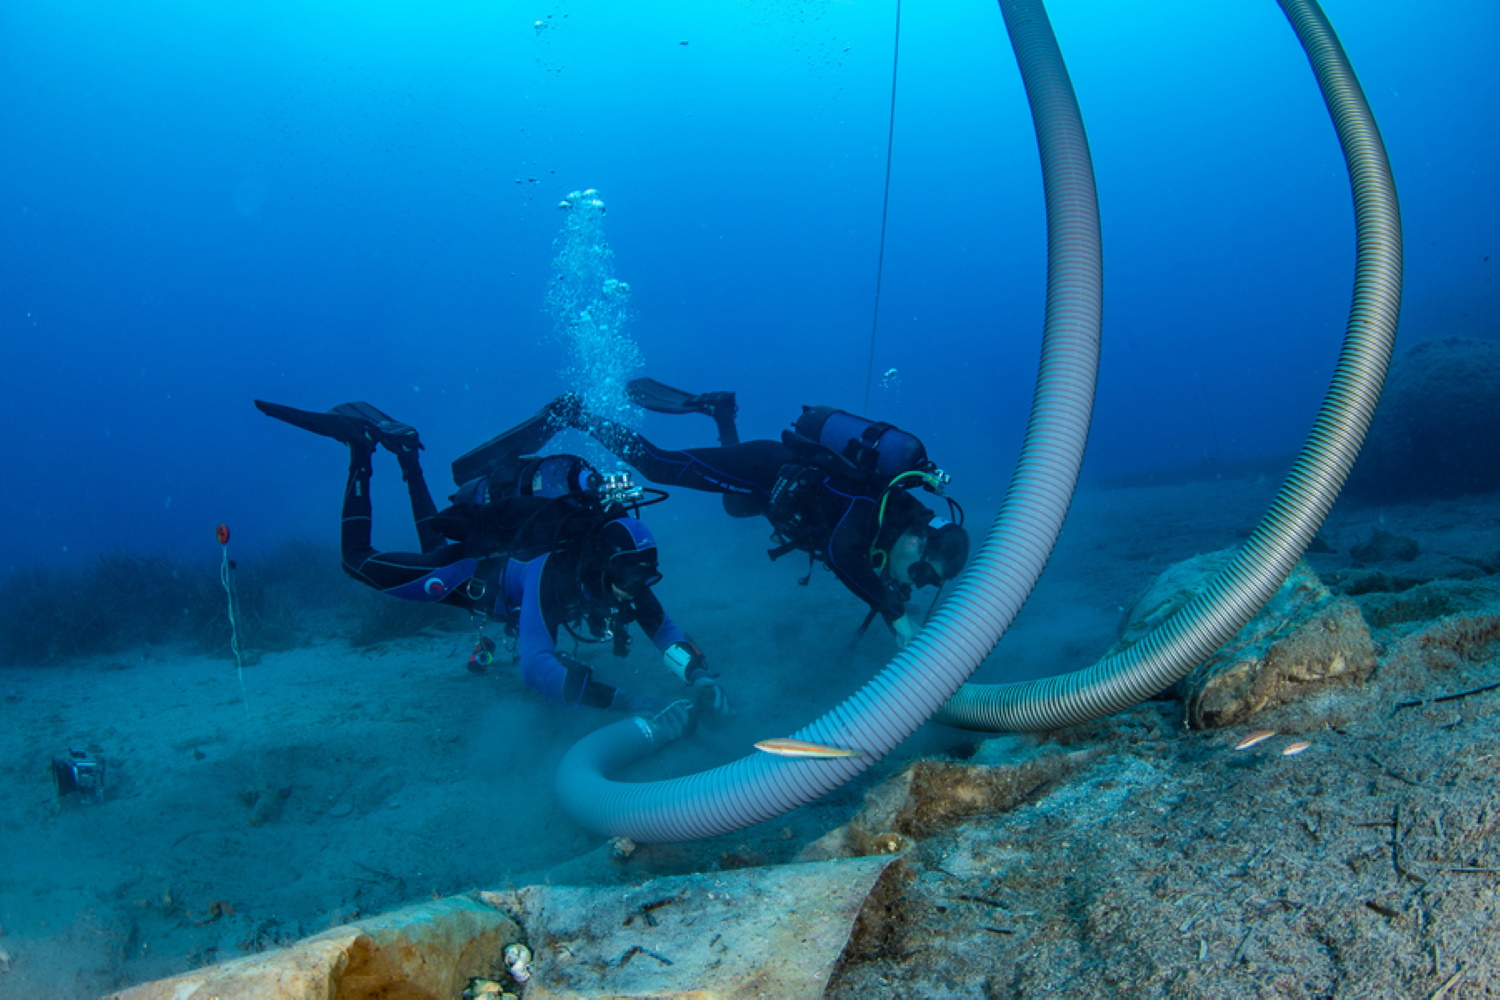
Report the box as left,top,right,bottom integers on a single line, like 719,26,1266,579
784,406,931,481
452,454,602,505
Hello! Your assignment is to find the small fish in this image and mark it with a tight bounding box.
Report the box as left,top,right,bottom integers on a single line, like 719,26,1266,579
1282,741,1311,756
1233,730,1276,751
754,738,864,759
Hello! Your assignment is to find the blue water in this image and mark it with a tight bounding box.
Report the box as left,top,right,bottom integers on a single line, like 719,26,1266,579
2,0,1496,571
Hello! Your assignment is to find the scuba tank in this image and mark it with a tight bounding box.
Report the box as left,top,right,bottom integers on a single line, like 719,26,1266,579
451,454,646,509
768,407,955,573
439,453,655,557
778,406,961,572
437,455,612,553
451,453,601,505
782,406,941,486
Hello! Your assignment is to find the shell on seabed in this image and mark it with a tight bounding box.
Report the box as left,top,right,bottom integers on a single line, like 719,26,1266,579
463,977,508,1000
505,942,533,983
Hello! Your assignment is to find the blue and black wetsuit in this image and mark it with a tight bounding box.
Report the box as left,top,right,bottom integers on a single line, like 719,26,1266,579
491,548,684,704
337,442,686,709
550,411,926,626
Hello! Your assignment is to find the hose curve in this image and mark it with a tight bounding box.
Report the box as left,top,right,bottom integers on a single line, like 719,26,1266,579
934,0,1402,732
553,0,1398,840
555,0,1102,840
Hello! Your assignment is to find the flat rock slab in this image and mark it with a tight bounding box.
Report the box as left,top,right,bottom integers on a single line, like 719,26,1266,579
108,895,521,1000
486,855,897,999
110,858,895,1000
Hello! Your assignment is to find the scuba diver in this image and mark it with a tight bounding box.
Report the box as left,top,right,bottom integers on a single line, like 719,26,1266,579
254,398,732,721
452,379,970,648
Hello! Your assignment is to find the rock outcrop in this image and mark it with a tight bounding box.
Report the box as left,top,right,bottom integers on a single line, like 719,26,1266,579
1348,336,1500,499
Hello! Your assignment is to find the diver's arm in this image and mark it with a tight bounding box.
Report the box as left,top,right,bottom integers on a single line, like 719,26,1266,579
632,588,686,652
514,556,617,709
635,589,731,715
825,499,908,624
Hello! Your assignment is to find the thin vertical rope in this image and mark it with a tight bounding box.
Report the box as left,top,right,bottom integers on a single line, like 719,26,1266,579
863,0,903,414
221,542,265,786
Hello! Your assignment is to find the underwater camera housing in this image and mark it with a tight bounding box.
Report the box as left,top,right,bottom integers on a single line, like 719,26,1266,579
452,454,652,510
52,747,106,802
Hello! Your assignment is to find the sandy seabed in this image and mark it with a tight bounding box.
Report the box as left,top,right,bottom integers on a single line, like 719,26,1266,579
2,469,1497,999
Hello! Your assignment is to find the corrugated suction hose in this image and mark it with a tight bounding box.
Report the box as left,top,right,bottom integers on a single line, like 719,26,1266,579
935,0,1401,732
556,0,1099,840
555,0,1399,839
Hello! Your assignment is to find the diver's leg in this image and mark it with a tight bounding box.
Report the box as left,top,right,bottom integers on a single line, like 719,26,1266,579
339,442,380,575
696,393,740,447
339,443,463,588
572,407,781,513
624,379,741,447
555,404,719,490
396,450,446,554
328,408,444,554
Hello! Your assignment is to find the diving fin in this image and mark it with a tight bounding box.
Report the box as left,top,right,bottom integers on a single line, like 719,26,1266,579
626,377,701,415
626,378,740,448
255,399,364,443
254,399,422,454
451,411,556,486
627,377,739,420
332,401,422,454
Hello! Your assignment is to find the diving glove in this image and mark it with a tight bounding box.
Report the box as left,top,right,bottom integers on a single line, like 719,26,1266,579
690,674,733,716
890,613,918,649
663,639,708,681
664,639,733,716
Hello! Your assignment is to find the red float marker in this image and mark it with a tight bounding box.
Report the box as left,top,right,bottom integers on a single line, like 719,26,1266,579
216,523,231,546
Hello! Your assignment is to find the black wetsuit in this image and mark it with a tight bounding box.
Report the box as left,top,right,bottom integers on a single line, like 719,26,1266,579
337,444,686,708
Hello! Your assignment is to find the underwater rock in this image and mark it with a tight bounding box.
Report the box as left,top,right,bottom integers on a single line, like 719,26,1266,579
1353,577,1500,629
799,736,1092,862
242,782,288,827
1348,336,1500,500
1111,549,1238,652
1112,548,1376,729
112,859,897,1000
109,895,521,1000
1350,527,1421,564
1378,613,1500,692
1325,566,1397,596
1324,551,1492,604
485,856,898,1000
